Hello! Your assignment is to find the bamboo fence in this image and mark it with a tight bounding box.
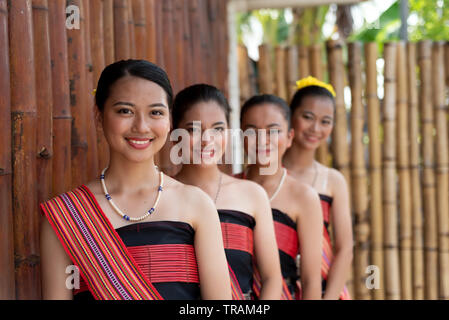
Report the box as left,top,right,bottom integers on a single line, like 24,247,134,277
2,0,229,299
238,39,449,300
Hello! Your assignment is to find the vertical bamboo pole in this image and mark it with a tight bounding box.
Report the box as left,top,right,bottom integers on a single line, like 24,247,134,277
275,46,288,101
396,41,413,300
145,0,156,62
348,42,370,300
326,39,353,298
132,0,146,60
182,0,193,86
257,44,274,94
418,40,438,300
238,45,251,104
407,42,424,300
90,0,109,172
48,0,71,196
162,0,176,91
445,42,449,87
207,0,220,87
8,0,41,299
103,0,115,65
0,0,15,299
67,0,88,188
218,0,229,94
127,0,136,59
188,0,202,84
113,0,130,60
154,0,164,67
32,0,53,207
326,40,350,190
199,0,211,85
298,45,310,79
311,43,330,166
83,0,99,181
382,42,400,300
432,41,449,299
365,42,384,300
173,0,185,89
287,45,299,101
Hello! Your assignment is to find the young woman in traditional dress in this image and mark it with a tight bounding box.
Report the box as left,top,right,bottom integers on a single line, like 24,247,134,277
239,94,323,300
40,60,232,300
282,76,353,300
172,84,282,300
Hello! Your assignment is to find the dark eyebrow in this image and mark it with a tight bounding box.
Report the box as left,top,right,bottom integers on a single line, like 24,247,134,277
112,101,134,107
212,121,226,126
112,101,168,109
267,123,281,128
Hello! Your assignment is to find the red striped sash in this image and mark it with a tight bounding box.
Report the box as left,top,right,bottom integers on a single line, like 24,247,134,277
273,221,299,260
320,198,351,300
221,222,254,255
220,222,253,300
40,186,163,300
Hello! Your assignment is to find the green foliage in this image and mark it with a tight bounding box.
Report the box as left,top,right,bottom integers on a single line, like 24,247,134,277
349,0,449,44
408,0,449,41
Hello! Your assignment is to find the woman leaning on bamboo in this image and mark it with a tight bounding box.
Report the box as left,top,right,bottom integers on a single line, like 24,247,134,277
283,76,353,300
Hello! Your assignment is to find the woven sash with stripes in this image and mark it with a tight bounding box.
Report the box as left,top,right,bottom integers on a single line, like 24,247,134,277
40,186,163,300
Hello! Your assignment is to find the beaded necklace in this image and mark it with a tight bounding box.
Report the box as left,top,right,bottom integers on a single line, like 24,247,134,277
100,167,163,222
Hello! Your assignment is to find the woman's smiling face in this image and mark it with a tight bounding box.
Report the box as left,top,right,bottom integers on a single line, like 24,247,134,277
291,95,334,150
176,100,228,167
100,75,171,163
241,103,293,167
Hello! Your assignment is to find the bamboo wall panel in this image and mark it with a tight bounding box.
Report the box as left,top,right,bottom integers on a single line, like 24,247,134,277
396,42,413,300
406,42,424,300
0,0,15,300
48,0,72,197
238,39,449,300
364,42,384,300
418,40,438,300
4,0,230,299
8,0,41,299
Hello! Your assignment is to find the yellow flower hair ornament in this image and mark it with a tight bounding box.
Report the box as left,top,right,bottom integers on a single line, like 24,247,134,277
296,76,336,97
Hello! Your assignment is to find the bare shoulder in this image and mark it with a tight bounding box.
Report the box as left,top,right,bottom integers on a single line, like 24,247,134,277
225,174,268,200
327,168,349,190
288,175,320,202
164,175,217,225
165,175,214,206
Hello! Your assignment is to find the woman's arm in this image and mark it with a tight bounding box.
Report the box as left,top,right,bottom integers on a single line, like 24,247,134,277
252,183,283,300
322,170,354,300
296,184,323,300
40,216,73,300
190,188,232,300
